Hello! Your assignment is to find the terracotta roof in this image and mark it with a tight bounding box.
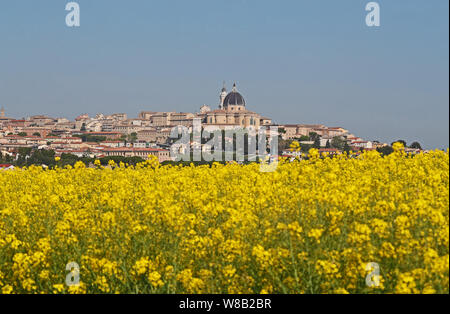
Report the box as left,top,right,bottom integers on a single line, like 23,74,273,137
102,147,168,152
319,148,340,152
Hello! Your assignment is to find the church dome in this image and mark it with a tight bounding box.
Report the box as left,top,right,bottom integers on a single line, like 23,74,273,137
223,83,246,107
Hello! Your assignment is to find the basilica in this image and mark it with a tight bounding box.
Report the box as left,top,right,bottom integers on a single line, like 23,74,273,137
198,83,272,129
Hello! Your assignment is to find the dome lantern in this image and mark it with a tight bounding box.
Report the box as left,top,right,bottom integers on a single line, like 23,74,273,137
223,83,246,110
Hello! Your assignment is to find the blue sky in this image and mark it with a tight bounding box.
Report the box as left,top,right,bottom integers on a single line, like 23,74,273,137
0,0,448,149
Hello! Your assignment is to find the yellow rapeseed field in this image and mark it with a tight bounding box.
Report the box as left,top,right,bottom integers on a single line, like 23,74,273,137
0,145,448,294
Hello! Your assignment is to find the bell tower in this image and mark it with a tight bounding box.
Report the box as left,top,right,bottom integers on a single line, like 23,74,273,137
219,81,227,109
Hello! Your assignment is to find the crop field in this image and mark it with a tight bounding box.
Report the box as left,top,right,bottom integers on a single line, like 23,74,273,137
0,146,448,294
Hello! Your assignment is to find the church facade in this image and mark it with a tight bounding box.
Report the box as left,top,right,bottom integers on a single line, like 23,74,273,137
198,83,272,129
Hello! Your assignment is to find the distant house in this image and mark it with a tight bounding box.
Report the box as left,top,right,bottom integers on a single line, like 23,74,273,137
101,147,172,162
318,148,341,155
0,164,14,170
351,140,373,149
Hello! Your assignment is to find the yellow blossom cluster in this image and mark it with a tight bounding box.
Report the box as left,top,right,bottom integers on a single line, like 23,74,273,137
0,147,448,294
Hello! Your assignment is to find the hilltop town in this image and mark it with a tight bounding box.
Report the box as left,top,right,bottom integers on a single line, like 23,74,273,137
0,84,422,168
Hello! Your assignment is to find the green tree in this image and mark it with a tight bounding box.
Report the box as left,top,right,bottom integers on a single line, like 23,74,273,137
16,147,33,167
377,146,394,156
343,142,351,153
278,139,292,154
331,136,346,150
301,144,312,153
32,132,41,137
60,153,80,166
1,153,13,163
26,149,56,167
299,135,310,141
128,132,138,143
409,142,422,150
313,137,321,149
325,140,331,148
309,132,320,142
74,134,107,143
18,132,27,137
391,140,407,147
18,147,32,156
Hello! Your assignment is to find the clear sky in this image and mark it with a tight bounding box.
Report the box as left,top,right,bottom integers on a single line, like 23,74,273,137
0,0,448,149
